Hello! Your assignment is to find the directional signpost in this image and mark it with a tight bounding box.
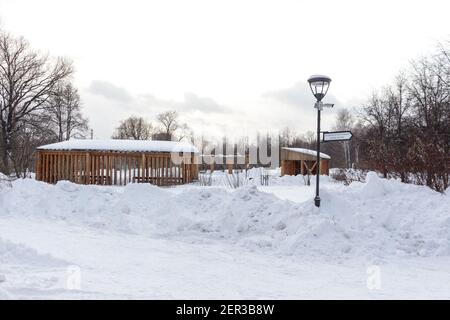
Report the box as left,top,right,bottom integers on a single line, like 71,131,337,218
322,131,353,142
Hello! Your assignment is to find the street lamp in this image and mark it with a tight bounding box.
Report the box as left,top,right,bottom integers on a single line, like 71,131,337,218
307,74,332,208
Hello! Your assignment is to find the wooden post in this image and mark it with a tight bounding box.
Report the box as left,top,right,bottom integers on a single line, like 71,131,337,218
73,154,77,183
97,154,101,185
48,154,53,183
109,155,113,185
62,154,66,180
113,156,117,185
119,156,123,185
148,156,151,184
157,156,160,186
56,154,60,182
99,154,102,185
67,154,71,181
191,154,198,181
37,152,41,181
169,157,172,183
48,153,52,183
47,154,53,183
64,154,68,181
56,154,59,183
104,155,108,185
43,153,47,182
151,156,155,185
35,151,41,181
141,154,145,183
91,154,95,184
164,156,168,186
85,153,90,184
127,156,131,184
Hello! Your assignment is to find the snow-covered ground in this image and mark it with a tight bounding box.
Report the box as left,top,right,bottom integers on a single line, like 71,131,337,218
0,171,449,299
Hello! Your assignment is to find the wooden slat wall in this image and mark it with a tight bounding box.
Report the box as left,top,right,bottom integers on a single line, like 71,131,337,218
35,150,198,186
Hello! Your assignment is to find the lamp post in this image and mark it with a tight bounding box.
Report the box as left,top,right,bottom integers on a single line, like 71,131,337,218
307,75,332,208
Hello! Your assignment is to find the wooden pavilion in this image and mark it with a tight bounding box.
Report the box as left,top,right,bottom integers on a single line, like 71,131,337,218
280,147,331,176
35,139,199,186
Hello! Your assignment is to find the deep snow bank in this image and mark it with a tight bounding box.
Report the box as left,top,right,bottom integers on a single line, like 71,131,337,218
0,173,449,259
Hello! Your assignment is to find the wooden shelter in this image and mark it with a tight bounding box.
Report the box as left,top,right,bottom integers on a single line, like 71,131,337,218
281,147,331,176
35,139,199,186
200,154,250,174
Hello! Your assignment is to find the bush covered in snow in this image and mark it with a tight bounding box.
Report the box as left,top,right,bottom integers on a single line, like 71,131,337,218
330,168,367,185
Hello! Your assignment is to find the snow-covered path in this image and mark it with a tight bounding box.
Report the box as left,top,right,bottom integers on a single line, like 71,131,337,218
1,217,450,299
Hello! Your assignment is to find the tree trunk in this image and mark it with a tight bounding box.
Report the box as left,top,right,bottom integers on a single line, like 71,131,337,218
0,132,10,175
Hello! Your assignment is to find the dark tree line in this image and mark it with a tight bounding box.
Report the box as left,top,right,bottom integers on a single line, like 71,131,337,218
357,45,450,192
0,31,88,177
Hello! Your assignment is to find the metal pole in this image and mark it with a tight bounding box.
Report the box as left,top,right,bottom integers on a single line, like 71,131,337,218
314,103,321,207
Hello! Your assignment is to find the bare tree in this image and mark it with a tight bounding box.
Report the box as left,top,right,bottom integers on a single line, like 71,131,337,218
279,127,295,147
156,111,179,137
112,116,153,140
10,119,56,177
176,122,194,142
301,131,316,149
334,108,354,168
407,56,450,191
0,31,73,174
155,110,193,141
46,81,88,141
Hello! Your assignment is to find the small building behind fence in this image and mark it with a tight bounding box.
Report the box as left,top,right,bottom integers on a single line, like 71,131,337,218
35,139,199,186
199,154,250,174
280,147,331,176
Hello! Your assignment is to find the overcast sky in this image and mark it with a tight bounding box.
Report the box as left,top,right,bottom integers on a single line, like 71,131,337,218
0,0,449,140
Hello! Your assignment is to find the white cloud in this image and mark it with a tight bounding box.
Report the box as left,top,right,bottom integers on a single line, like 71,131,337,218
263,81,315,109
138,92,233,114
88,80,133,102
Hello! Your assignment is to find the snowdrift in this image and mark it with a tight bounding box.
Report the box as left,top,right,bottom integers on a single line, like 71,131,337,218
0,172,449,260
0,237,69,299
0,237,66,267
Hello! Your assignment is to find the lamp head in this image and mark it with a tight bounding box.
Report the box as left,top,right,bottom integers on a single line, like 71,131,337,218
307,75,331,101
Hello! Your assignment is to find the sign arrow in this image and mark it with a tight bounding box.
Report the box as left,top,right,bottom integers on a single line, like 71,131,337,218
322,131,353,142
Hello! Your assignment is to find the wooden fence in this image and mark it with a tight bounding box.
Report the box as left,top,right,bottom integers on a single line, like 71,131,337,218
35,151,198,186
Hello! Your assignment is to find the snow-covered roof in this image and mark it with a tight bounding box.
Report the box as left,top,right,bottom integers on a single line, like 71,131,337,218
37,139,199,153
282,147,331,160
